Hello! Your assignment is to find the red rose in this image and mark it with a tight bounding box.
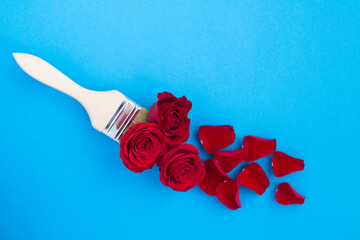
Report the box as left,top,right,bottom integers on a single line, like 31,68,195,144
120,123,167,173
148,92,192,147
159,144,206,192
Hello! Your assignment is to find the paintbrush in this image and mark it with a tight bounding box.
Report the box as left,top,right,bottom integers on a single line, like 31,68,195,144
13,53,148,142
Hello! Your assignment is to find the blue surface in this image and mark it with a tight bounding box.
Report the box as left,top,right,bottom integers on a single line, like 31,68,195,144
1,1,359,239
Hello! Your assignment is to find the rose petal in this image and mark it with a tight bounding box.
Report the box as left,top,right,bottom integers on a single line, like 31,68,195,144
242,135,276,162
275,182,305,205
157,143,199,168
157,91,177,102
176,96,192,112
215,179,241,210
272,151,305,177
198,125,236,153
198,159,231,196
214,149,248,173
236,162,270,195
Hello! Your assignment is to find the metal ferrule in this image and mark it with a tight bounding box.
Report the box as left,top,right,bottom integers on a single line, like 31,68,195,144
103,97,141,142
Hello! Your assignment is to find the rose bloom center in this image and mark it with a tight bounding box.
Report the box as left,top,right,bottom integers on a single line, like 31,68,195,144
169,110,181,128
137,138,151,152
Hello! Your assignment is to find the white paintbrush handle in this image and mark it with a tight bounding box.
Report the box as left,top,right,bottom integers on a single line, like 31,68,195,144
16,54,90,101
13,53,126,132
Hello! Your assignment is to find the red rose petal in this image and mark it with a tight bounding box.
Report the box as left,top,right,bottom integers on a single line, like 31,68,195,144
176,96,192,112
272,151,305,177
242,135,276,162
214,149,248,173
275,182,305,205
236,162,270,195
157,91,177,102
198,125,235,153
198,159,231,196
215,180,241,210
157,143,199,168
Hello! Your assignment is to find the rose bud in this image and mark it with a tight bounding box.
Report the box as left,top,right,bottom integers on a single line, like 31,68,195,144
120,123,167,173
159,144,206,192
148,92,192,147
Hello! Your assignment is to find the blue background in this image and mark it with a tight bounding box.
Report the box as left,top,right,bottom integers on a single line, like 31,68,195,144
1,1,359,239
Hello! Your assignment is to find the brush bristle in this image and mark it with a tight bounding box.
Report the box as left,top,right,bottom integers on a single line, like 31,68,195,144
129,107,149,127
116,108,149,143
